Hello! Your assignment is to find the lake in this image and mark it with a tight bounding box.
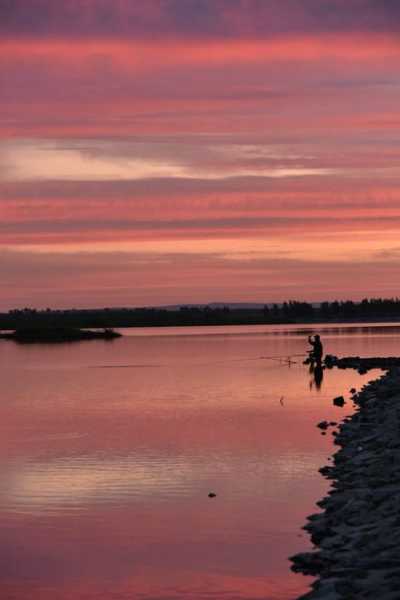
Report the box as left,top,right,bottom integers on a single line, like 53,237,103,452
0,322,398,599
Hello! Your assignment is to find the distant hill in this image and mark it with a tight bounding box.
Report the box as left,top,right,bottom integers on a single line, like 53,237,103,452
159,302,268,311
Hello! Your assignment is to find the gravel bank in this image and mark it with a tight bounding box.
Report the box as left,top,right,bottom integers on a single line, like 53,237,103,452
291,360,400,599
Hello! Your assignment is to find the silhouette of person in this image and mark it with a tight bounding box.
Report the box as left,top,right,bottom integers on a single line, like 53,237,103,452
308,334,323,365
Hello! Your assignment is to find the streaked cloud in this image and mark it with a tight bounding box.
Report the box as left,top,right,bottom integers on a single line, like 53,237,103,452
2,240,400,309
1,139,334,182
2,1,400,39
2,1,400,307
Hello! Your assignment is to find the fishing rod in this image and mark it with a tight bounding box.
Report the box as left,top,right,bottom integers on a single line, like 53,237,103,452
92,353,307,370
200,353,306,366
259,353,306,361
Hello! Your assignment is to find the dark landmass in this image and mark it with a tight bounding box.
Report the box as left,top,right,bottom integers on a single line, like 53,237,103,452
2,297,400,331
0,327,121,344
292,357,400,599
0,304,300,330
326,354,400,372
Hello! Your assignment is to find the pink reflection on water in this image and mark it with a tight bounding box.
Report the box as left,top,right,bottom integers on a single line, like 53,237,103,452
0,324,392,598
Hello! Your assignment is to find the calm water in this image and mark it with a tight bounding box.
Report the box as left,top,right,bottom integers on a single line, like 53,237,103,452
0,322,397,600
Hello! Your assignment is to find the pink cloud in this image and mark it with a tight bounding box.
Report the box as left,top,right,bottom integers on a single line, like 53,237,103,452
1,12,400,306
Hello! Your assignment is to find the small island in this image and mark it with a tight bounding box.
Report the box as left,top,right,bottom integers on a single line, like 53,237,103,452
0,327,122,344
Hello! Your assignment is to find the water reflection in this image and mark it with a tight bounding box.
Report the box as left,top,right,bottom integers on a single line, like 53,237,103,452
0,323,392,599
308,362,324,391
256,323,400,337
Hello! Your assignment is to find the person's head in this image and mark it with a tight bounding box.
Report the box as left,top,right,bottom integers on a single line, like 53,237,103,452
315,334,320,340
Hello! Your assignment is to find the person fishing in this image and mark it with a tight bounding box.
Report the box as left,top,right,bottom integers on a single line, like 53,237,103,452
308,334,323,365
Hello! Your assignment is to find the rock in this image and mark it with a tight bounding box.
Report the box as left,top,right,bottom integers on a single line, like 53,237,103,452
333,396,345,407
290,551,325,575
292,365,400,599
319,466,335,478
324,355,338,368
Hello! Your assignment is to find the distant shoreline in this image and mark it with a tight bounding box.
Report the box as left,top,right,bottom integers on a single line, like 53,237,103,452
2,303,400,333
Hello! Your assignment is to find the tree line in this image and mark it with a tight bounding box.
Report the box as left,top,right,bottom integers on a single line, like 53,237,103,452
1,297,400,330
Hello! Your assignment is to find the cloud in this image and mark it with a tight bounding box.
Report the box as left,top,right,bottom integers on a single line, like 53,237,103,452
2,133,400,258
1,33,399,141
2,1,400,39
0,138,334,182
2,244,400,310
2,3,400,307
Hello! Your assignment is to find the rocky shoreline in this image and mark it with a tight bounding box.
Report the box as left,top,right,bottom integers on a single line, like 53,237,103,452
291,357,400,599
325,354,400,373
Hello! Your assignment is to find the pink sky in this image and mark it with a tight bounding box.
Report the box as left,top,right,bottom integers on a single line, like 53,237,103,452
2,1,400,309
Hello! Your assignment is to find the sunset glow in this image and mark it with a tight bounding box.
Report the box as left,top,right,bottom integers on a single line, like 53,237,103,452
2,1,400,308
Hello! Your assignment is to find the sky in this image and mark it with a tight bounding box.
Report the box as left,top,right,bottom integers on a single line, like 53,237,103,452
2,0,400,309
